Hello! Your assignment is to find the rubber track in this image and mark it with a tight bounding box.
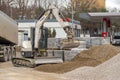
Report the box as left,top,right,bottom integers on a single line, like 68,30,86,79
12,58,36,68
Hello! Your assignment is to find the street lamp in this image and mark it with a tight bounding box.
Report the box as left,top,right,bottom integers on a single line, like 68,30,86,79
9,2,15,18
71,0,75,35
9,1,17,18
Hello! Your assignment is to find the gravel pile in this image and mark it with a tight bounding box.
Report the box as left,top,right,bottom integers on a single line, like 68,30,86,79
62,53,120,80
35,45,120,73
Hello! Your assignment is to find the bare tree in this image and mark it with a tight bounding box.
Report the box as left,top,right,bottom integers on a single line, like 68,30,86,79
0,0,14,16
12,0,29,18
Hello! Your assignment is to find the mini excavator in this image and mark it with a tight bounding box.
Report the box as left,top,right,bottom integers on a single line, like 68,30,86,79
12,5,80,68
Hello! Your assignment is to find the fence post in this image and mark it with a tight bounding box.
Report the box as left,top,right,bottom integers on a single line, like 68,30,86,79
62,50,65,61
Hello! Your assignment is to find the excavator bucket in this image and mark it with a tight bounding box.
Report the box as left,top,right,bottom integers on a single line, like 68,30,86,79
62,42,80,49
12,57,63,68
61,40,80,49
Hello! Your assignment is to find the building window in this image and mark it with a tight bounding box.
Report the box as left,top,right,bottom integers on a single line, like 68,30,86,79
24,33,28,41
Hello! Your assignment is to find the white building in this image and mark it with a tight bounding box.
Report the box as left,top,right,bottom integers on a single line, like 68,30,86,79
17,19,81,46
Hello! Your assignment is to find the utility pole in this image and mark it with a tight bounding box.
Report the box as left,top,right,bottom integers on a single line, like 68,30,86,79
71,0,74,35
10,7,13,18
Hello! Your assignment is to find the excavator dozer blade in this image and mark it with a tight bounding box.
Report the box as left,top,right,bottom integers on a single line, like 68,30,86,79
34,57,63,65
12,57,63,68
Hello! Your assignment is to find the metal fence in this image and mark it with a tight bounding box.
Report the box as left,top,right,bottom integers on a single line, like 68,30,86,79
85,37,110,48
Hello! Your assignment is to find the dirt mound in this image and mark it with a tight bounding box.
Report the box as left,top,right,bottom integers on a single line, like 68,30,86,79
35,60,99,74
72,44,120,63
35,44,120,73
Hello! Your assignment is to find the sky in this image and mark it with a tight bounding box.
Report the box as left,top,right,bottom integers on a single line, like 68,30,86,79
106,0,120,9
27,0,120,10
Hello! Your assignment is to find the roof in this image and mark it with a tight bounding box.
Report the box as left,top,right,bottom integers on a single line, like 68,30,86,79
79,12,120,26
16,18,80,25
16,19,36,23
88,12,120,17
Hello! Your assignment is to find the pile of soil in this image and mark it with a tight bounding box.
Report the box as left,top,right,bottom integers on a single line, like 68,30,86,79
72,44,120,63
35,60,99,73
35,44,120,73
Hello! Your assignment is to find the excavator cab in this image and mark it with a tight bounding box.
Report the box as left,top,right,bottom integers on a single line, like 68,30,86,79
32,27,48,57
21,27,48,58
38,27,48,53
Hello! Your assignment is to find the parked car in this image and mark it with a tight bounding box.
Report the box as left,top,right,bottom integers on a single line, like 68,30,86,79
112,35,120,45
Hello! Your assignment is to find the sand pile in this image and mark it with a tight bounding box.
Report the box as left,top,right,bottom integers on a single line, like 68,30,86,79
35,44,120,73
72,44,120,63
35,60,99,73
62,53,120,80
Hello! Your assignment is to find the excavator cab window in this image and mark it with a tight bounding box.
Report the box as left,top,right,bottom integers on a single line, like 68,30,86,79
31,27,48,52
38,27,48,50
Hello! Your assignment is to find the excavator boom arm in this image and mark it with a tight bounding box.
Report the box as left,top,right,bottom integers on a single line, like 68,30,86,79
34,5,74,49
34,9,51,48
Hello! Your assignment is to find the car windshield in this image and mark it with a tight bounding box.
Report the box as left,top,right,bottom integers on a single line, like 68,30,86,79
114,36,120,39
